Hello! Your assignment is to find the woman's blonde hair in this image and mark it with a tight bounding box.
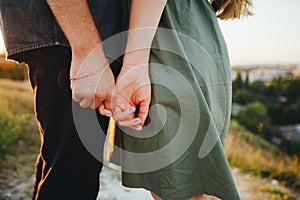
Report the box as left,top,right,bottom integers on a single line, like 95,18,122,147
211,0,252,20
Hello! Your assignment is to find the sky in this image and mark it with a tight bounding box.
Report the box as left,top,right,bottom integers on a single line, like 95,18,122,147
218,0,300,65
0,0,299,65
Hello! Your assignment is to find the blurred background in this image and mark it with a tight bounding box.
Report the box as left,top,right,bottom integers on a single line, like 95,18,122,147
0,0,299,199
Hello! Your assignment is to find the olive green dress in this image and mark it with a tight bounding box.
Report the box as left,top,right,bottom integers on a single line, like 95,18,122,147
115,0,240,199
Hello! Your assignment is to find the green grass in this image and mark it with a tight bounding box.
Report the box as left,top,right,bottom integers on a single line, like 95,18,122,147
257,186,296,200
0,78,39,187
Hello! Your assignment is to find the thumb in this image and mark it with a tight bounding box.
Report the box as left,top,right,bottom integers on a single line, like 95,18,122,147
99,104,112,117
138,100,150,126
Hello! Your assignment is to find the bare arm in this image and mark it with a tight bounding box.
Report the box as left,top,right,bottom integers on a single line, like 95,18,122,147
46,0,106,73
124,0,167,62
129,0,167,28
113,0,167,129
46,0,114,113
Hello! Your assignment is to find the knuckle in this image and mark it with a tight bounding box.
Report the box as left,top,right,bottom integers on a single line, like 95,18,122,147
118,121,125,127
95,93,105,100
79,102,88,108
86,93,94,99
94,102,101,109
90,103,96,109
113,115,121,121
72,92,80,98
113,112,123,121
90,105,95,109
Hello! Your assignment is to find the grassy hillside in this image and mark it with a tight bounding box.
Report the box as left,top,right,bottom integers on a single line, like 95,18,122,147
226,120,300,190
0,78,39,197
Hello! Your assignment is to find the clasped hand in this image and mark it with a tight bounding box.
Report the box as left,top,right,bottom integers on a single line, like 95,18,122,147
71,51,151,131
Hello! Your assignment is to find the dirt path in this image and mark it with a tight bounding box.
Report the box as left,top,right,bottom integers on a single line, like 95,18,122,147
0,169,33,200
232,168,299,200
0,166,299,200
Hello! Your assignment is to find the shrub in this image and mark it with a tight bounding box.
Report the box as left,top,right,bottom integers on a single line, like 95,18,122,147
249,80,267,94
0,63,27,80
236,101,273,140
233,88,256,104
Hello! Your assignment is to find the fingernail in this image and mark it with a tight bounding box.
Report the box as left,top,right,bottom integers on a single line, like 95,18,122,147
134,119,142,126
135,127,142,131
106,113,111,117
129,107,136,114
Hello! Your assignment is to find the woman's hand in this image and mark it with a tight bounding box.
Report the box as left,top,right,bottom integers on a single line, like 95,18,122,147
111,0,167,130
70,47,114,116
112,50,151,130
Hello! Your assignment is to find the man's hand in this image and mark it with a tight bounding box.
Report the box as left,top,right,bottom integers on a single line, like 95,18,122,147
70,46,114,115
71,66,115,111
46,0,113,114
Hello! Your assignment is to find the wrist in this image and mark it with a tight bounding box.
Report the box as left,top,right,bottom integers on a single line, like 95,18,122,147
70,46,109,78
123,48,150,68
70,58,109,81
71,40,104,59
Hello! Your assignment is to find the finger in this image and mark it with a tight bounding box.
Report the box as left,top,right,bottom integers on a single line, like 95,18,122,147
138,100,150,126
79,97,93,108
72,92,82,102
92,99,102,109
70,80,74,90
89,99,97,109
94,96,105,109
113,106,136,121
104,95,112,111
113,94,130,113
118,117,142,129
99,104,112,117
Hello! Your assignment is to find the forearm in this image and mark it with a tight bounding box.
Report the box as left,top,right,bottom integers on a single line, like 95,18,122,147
124,0,167,59
114,1,167,127
46,0,104,59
